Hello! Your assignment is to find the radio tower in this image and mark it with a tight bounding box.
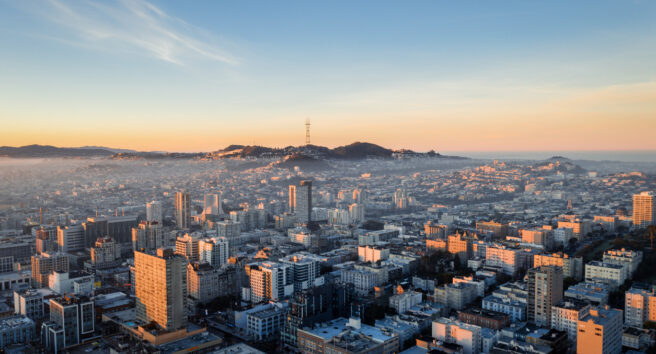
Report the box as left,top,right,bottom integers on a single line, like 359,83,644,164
305,118,311,145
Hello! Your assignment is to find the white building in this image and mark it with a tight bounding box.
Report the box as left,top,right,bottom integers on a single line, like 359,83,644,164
585,261,627,289
246,304,286,341
452,275,485,298
603,248,643,276
553,228,575,246
432,317,482,354
485,245,521,276
435,283,477,311
389,291,422,314
341,267,379,295
198,237,229,267
551,299,591,343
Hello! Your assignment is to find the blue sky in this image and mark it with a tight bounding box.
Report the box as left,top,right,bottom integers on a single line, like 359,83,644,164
1,0,655,152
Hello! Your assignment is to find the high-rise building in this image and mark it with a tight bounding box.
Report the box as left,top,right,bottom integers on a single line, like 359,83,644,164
625,286,656,328
203,193,222,217
56,224,85,253
394,188,409,209
576,306,623,354
42,295,94,351
175,191,191,229
31,252,69,288
527,266,563,327
134,249,187,331
349,203,365,223
289,180,312,223
146,201,163,224
246,261,293,303
132,221,165,251
633,191,655,228
198,237,229,267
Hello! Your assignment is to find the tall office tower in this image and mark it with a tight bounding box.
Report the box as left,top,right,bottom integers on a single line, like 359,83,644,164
134,249,187,331
348,203,365,223
527,266,563,327
90,237,121,268
31,252,69,288
289,180,312,223
203,193,222,217
198,237,229,267
131,221,165,251
353,188,368,205
175,233,200,262
146,201,163,224
394,188,408,209
42,295,94,351
56,224,85,253
577,306,623,354
175,191,191,229
633,191,655,228
247,261,293,303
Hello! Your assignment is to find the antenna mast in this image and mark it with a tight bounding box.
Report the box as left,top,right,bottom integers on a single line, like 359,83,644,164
305,118,311,145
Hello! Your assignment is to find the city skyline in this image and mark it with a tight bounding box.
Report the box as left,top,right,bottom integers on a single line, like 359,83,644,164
1,0,655,152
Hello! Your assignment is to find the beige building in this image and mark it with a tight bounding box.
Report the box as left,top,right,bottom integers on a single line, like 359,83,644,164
533,253,583,280
577,306,623,354
527,266,563,327
90,236,120,268
448,233,473,263
475,221,508,239
633,191,655,228
30,252,69,288
357,245,390,263
134,249,187,331
175,233,201,262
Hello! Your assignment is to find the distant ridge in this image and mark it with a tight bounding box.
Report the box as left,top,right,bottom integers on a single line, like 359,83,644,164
113,141,465,161
0,145,114,158
0,143,465,160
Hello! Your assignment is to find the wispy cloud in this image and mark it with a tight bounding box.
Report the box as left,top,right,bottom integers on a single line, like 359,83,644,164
20,0,237,66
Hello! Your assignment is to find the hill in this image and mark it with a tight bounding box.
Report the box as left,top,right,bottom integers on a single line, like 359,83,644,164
0,145,114,158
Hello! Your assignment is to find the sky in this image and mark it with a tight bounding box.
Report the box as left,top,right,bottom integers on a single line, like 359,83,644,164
0,0,655,152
